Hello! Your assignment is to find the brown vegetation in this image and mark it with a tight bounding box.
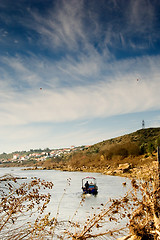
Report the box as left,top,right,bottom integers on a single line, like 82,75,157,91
1,171,160,239
0,174,55,239
66,128,160,179
65,172,160,239
2,128,160,180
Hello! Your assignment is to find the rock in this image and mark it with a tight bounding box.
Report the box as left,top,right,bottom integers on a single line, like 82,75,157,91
106,170,113,175
118,163,132,172
114,169,124,174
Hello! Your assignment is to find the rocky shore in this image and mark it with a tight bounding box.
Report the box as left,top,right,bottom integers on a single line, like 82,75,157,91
22,154,159,181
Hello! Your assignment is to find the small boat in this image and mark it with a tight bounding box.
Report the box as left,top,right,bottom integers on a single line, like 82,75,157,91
82,177,98,195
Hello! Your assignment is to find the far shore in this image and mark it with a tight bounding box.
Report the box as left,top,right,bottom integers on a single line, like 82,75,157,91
20,158,159,180
0,154,159,180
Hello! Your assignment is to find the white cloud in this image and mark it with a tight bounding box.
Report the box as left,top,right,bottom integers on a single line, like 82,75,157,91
27,0,88,52
127,0,154,32
58,53,102,78
102,0,157,50
1,54,160,128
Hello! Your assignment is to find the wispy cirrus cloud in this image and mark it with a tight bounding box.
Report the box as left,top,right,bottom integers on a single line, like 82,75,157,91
1,0,159,57
127,0,155,32
27,0,88,52
0,54,160,127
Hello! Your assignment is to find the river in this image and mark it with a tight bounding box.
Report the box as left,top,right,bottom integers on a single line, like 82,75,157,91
0,167,131,238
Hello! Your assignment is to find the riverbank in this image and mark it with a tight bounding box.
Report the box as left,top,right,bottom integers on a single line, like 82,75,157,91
1,152,158,181
20,154,159,180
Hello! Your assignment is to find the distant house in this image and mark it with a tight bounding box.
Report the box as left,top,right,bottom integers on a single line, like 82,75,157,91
13,154,19,160
50,151,55,155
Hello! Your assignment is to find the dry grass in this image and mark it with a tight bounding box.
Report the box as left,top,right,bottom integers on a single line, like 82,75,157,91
0,170,160,239
0,174,55,239
64,171,160,239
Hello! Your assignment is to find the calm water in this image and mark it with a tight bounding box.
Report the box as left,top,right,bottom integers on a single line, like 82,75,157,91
0,167,131,238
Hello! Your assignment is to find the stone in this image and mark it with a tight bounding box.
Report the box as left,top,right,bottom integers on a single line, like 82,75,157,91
118,163,132,172
114,169,124,174
106,170,113,175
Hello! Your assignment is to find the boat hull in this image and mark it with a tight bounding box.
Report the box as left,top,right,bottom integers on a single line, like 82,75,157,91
82,187,98,195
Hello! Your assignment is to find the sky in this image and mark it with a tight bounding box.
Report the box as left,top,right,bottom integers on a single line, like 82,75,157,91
0,0,160,153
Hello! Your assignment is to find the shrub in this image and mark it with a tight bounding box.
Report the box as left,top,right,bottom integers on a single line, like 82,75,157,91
147,142,155,155
156,137,160,147
116,147,128,158
66,172,160,239
0,174,55,239
1,171,160,239
101,143,140,161
140,143,146,154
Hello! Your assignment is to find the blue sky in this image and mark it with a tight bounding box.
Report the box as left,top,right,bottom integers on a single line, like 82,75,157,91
0,0,160,153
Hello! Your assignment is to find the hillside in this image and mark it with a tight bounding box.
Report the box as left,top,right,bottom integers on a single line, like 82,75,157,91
66,127,160,179
87,127,160,153
1,127,160,179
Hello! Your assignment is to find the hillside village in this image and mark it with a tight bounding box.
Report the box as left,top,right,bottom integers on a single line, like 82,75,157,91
0,145,89,165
